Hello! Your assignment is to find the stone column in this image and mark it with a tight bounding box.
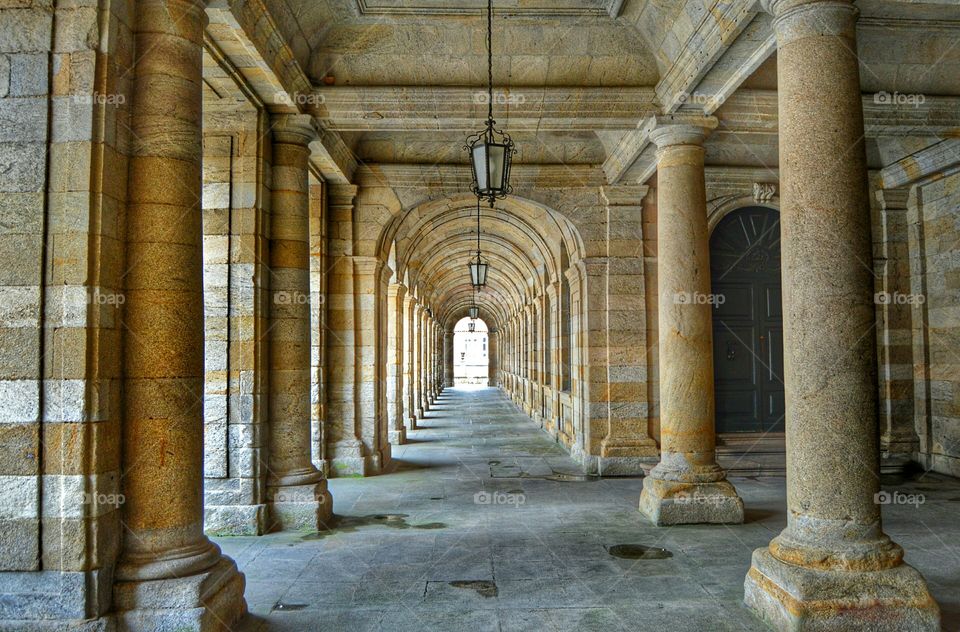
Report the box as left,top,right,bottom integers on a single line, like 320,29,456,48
429,319,436,400
444,330,455,387
420,309,431,413
116,0,244,625
488,330,499,386
744,2,939,629
265,114,331,529
431,321,443,400
412,303,425,419
436,324,444,395
872,187,919,472
562,263,585,447
387,283,407,445
354,256,390,472
325,185,368,476
582,257,610,457
404,295,419,429
532,296,543,424
436,323,444,394
598,185,659,474
638,115,744,526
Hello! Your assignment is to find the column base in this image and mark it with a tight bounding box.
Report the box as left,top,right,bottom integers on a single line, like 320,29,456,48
204,503,267,536
330,457,368,477
267,481,332,531
407,415,418,431
370,445,391,474
595,455,661,476
416,407,425,419
114,557,246,632
329,440,370,477
638,476,744,525
389,427,407,445
744,547,940,631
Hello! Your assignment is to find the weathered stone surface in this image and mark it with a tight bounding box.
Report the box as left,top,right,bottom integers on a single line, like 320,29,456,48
2,0,958,629
745,547,939,632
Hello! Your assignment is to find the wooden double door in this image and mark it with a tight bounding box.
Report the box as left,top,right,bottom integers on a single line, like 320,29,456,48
710,207,785,434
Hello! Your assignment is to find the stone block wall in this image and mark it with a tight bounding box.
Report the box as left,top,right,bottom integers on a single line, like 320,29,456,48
0,0,131,620
909,171,960,477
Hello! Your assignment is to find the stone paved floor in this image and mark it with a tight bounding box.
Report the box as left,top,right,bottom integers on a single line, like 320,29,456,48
217,386,960,631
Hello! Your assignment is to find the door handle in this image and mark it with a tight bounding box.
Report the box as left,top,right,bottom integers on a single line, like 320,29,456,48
760,335,766,354
726,342,736,361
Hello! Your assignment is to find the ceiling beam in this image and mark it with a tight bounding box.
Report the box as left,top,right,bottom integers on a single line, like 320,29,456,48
313,86,658,132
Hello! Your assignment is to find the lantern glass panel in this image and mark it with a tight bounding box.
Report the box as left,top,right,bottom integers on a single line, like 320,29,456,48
486,144,506,192
472,144,488,191
469,261,488,287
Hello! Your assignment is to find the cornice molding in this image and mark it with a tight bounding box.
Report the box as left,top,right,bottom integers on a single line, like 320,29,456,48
355,0,622,17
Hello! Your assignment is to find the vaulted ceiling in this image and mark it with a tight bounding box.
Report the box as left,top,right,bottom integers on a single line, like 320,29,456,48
252,0,959,181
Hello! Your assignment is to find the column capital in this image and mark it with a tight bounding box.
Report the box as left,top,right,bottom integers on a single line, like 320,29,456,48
353,255,381,276
328,184,358,208
388,282,406,300
645,114,718,149
601,185,649,207
272,113,318,146
875,187,911,211
762,0,858,41
761,0,855,18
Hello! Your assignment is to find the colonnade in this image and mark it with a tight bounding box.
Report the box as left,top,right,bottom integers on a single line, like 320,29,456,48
498,267,581,452
2,0,944,629
495,1,941,628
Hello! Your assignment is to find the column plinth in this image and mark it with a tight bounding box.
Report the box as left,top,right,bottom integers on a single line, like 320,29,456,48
744,2,939,629
638,116,744,525
116,1,244,627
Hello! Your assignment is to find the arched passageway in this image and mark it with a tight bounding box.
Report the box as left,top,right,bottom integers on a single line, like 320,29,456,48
6,1,958,629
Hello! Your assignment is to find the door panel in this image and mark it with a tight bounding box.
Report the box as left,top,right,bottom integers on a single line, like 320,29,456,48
710,207,784,434
713,325,756,385
714,284,754,320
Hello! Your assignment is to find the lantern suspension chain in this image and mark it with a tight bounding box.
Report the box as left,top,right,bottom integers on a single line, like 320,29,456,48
477,196,482,259
487,0,493,124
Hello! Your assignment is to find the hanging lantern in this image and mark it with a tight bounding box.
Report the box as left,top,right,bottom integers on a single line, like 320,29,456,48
465,0,515,205
468,255,488,288
468,322,477,333
468,197,489,288
468,306,479,320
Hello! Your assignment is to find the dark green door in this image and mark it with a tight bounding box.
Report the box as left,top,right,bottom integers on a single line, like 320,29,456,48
710,207,785,433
